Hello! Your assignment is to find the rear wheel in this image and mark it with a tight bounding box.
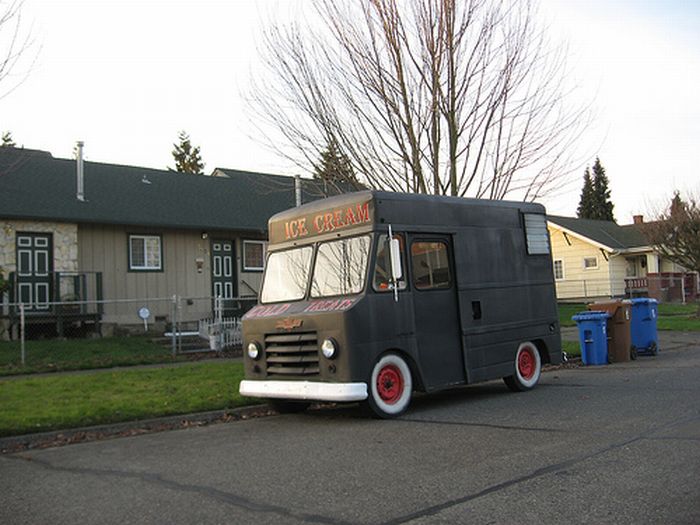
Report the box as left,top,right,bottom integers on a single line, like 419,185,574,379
504,342,541,392
268,400,310,414
366,354,413,418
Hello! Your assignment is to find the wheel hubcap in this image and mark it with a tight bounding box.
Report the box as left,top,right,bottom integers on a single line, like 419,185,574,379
518,348,535,380
376,364,404,404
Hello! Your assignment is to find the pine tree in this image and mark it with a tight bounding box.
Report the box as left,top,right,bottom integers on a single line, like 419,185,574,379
670,191,685,218
576,167,595,219
591,157,615,221
577,158,615,221
313,139,357,185
170,131,204,174
1,131,15,147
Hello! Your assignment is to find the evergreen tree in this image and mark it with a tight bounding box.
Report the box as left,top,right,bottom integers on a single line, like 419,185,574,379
670,191,685,218
1,131,15,147
577,158,615,221
313,139,357,185
169,131,204,174
591,157,615,221
576,167,595,219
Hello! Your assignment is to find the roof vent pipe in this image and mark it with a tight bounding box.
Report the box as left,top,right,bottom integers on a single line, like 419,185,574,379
76,141,85,202
294,175,302,207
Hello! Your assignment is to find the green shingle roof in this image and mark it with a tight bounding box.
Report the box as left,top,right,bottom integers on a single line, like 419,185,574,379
0,148,356,232
548,215,649,250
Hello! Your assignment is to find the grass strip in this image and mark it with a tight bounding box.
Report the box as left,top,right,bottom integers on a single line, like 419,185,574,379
558,302,700,331
0,362,248,437
561,340,581,358
0,337,189,376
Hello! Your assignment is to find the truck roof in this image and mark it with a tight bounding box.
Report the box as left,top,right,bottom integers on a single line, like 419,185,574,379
268,190,546,246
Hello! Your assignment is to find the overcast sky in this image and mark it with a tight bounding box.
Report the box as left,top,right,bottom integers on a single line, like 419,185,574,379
3,0,699,223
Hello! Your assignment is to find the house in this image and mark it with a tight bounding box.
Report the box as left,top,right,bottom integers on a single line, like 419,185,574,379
0,147,356,337
547,215,698,303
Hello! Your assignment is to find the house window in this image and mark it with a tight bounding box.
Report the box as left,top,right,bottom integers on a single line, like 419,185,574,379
129,235,162,271
553,260,564,280
625,258,637,277
523,213,550,255
583,256,598,270
243,240,265,271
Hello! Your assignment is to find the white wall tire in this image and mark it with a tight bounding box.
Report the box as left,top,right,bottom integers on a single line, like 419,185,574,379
367,354,413,418
504,342,541,392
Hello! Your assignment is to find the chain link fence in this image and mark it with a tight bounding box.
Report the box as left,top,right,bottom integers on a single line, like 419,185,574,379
555,273,699,303
0,295,257,366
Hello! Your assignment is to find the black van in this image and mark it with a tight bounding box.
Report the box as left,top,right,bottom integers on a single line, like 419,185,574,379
240,191,561,417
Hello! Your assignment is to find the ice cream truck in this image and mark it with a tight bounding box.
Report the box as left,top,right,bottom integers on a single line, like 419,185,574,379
240,190,561,418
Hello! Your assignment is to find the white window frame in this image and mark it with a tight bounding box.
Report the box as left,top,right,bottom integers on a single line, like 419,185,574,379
583,256,598,270
553,259,564,280
243,240,265,272
129,234,162,271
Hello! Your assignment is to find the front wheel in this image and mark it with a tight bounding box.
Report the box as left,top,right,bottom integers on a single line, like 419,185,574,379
366,353,413,418
504,342,542,392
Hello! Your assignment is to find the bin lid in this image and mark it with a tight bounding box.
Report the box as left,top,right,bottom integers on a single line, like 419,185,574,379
587,301,625,315
629,298,658,305
572,310,610,321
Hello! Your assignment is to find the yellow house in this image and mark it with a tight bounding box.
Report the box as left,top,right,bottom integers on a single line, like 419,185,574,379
547,215,697,303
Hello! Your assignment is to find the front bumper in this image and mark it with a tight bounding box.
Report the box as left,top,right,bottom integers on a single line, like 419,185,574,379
239,380,368,402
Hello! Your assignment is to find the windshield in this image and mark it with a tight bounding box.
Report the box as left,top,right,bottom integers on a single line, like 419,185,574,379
311,236,370,298
260,246,313,303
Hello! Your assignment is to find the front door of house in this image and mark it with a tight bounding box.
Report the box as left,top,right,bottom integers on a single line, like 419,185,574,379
211,239,236,308
16,232,53,311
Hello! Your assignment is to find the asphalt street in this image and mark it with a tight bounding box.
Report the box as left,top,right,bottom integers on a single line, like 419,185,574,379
1,332,699,524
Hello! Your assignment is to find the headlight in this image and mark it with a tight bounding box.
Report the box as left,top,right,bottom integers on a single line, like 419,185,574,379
321,338,338,359
247,341,261,360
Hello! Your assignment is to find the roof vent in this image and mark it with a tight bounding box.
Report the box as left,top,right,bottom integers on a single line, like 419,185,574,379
76,141,85,201
141,175,152,185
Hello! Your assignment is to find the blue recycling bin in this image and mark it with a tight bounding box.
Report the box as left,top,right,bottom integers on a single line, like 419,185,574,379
628,298,659,356
572,311,610,365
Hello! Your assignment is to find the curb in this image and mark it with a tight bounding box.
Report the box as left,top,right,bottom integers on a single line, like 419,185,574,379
0,403,273,455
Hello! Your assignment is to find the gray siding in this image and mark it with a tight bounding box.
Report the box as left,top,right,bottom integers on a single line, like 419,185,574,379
78,225,264,324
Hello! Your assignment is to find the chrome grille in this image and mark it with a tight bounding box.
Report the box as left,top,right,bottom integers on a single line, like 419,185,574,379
264,332,319,376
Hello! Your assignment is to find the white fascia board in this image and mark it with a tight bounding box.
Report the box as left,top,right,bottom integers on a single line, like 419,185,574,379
547,221,615,252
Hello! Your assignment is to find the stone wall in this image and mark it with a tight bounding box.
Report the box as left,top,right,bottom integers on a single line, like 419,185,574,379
0,221,79,274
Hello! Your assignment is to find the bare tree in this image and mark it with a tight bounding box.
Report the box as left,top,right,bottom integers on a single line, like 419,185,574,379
0,1,35,99
248,0,590,201
643,192,700,315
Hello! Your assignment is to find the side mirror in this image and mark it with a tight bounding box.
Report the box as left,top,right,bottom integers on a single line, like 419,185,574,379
389,237,403,281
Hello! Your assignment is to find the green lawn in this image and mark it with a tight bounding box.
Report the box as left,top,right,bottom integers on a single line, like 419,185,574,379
0,337,189,376
561,340,581,359
0,362,249,437
558,302,700,331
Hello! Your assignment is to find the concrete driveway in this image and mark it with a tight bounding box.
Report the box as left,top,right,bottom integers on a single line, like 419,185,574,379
1,334,698,524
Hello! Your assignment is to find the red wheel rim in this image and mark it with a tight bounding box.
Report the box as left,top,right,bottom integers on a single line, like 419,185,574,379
376,364,404,404
518,347,535,380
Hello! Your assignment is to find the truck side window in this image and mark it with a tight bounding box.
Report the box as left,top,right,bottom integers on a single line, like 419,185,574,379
411,241,451,290
373,234,407,292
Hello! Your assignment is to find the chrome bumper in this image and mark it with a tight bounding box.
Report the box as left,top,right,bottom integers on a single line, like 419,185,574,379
239,380,368,402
